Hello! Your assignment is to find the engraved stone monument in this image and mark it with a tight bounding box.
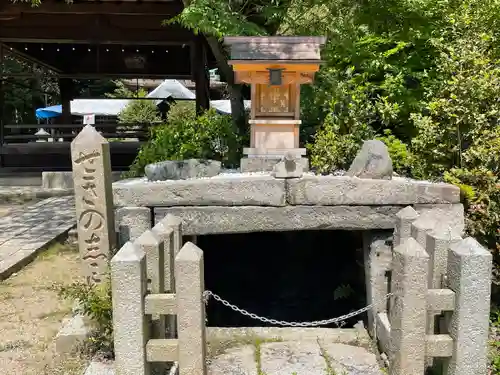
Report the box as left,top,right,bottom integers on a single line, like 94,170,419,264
224,36,326,172
71,125,116,284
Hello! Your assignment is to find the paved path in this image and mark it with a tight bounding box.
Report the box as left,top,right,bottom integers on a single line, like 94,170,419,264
0,186,73,203
0,196,75,280
84,340,383,375
208,340,383,375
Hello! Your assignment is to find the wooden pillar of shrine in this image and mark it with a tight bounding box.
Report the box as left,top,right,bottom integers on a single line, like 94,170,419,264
224,36,326,172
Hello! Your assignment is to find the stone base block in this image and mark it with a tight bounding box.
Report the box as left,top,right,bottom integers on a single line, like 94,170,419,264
42,171,123,189
55,314,92,354
240,157,309,173
155,205,401,235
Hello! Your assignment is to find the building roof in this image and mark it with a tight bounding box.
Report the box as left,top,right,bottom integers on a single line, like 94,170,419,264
224,36,326,61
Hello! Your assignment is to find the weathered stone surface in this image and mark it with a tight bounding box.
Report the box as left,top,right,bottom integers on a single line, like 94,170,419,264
208,345,257,375
145,159,221,181
155,205,402,235
206,327,371,348
320,342,383,375
272,153,304,179
287,176,460,205
110,242,149,375
446,237,492,375
414,203,465,235
393,206,419,247
113,175,286,207
260,341,325,375
176,242,207,375
71,125,115,284
390,237,428,374
55,314,91,354
115,207,151,247
240,157,309,173
363,231,393,338
346,140,393,179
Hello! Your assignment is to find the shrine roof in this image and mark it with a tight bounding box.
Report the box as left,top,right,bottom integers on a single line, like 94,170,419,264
223,36,326,61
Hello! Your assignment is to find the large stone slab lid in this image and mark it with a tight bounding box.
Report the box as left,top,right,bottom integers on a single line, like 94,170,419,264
224,36,326,61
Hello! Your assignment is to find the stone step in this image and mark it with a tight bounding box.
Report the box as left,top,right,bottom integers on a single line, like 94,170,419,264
208,340,383,375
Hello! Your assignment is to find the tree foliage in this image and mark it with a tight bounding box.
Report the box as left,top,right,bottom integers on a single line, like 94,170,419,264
126,103,242,177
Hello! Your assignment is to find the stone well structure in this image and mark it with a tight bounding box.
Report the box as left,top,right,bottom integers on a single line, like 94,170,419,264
113,171,465,335
113,173,463,236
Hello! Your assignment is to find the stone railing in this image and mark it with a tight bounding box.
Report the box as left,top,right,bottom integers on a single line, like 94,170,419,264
111,214,206,375
376,206,492,375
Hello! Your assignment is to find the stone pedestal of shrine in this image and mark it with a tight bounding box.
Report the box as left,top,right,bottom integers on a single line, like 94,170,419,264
224,36,326,172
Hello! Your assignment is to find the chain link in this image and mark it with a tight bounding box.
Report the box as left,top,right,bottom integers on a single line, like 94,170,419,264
203,290,394,328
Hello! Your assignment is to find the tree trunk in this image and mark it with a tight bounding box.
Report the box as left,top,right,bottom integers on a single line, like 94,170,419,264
205,36,246,135
180,0,246,133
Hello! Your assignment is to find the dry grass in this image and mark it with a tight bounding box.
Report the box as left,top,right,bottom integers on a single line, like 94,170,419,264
0,242,88,375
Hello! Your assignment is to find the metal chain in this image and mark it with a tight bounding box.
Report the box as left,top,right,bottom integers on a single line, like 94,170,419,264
203,290,394,328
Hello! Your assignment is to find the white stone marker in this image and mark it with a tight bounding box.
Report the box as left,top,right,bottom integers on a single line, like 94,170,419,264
445,237,492,375
71,124,116,284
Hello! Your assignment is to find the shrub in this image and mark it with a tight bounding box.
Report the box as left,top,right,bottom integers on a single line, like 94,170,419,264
117,98,162,126
58,278,114,358
307,88,376,173
126,103,242,177
376,130,413,175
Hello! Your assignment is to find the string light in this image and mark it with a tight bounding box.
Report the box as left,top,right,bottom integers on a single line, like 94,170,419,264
15,44,171,54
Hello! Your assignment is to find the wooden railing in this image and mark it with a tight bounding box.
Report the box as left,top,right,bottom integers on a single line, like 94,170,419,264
1,122,159,144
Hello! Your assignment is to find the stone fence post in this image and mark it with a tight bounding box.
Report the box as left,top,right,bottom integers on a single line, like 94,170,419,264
444,237,491,375
176,242,207,375
393,206,419,247
135,230,166,340
155,214,183,338
389,237,428,375
71,124,116,284
111,241,149,375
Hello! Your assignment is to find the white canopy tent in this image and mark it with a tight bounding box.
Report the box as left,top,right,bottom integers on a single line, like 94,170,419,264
36,80,250,118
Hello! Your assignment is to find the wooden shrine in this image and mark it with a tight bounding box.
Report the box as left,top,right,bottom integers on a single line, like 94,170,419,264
0,0,214,172
224,36,326,171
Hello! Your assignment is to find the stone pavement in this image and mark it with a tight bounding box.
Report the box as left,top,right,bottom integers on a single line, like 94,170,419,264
84,340,383,375
208,340,383,375
0,186,73,203
0,196,76,280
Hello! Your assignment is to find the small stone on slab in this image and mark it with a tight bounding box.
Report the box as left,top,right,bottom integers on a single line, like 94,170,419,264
272,152,304,179
347,140,393,180
145,159,222,181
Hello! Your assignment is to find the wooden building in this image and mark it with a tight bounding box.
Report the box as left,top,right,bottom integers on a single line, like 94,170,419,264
0,0,214,171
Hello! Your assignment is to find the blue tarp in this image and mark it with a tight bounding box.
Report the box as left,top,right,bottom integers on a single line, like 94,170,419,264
35,105,62,119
